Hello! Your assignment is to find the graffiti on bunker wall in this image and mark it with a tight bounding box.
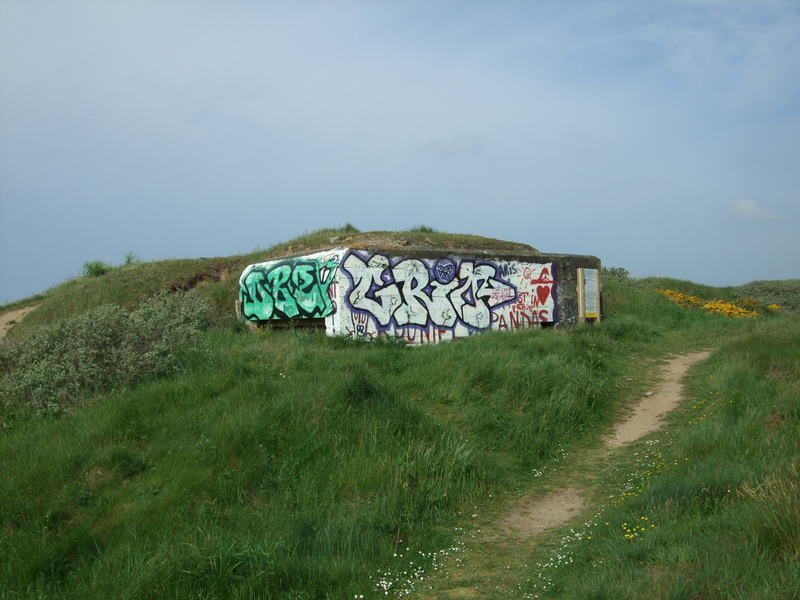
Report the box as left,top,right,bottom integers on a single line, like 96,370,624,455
337,251,555,340
237,248,560,343
342,251,515,330
239,253,340,321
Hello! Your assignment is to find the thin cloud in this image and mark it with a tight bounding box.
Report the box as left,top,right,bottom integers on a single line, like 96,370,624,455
640,1,800,115
726,198,777,220
418,135,484,157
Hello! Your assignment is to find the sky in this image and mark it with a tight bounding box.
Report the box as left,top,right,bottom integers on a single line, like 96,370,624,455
2,0,799,304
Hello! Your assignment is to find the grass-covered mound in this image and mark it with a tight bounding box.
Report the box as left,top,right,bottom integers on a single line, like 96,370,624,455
0,228,798,598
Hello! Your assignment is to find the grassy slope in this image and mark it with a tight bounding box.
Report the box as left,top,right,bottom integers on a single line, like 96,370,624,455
1,227,798,599
536,315,800,600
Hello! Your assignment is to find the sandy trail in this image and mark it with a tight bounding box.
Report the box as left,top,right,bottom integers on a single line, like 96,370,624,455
604,352,710,448
0,305,38,339
420,351,711,598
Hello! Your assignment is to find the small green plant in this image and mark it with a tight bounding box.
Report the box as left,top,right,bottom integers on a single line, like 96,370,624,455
123,251,140,266
81,260,111,277
407,225,440,234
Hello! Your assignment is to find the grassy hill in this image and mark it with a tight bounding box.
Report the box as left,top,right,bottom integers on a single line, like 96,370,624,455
1,227,798,599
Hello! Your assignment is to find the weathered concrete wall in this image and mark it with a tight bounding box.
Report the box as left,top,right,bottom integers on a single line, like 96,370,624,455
238,246,600,344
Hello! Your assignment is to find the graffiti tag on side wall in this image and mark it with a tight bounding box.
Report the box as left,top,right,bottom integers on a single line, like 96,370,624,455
341,251,518,331
240,254,340,320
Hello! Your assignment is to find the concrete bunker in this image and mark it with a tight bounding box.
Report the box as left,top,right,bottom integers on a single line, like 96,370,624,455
237,242,601,344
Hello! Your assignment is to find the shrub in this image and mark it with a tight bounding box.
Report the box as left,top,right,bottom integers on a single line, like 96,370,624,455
82,260,111,278
737,279,800,311
601,266,631,283
407,225,440,234
0,291,209,421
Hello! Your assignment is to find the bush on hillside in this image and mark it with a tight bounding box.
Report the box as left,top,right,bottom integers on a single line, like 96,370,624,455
82,260,112,277
0,291,209,421
601,266,631,283
737,279,800,311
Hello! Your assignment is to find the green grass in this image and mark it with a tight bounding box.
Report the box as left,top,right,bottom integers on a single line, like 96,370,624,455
2,326,609,598
0,231,798,599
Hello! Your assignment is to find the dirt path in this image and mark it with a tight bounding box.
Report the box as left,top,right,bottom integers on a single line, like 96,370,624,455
413,351,711,599
0,305,38,338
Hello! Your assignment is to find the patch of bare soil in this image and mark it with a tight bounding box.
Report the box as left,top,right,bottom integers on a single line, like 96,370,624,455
604,352,710,449
496,487,587,542
417,351,711,599
0,305,39,339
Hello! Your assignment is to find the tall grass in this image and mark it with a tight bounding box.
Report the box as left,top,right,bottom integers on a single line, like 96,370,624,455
0,320,621,598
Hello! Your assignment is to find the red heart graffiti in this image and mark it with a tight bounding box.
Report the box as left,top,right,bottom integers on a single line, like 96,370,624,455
536,285,551,305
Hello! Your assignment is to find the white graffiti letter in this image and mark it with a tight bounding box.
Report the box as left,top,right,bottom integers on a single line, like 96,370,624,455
449,262,515,329
392,258,432,326
343,253,401,327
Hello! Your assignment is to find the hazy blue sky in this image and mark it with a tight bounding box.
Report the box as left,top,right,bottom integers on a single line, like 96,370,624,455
2,0,799,304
